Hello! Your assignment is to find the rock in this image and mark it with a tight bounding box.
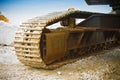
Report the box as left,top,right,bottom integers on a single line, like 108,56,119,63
57,71,62,75
68,72,73,75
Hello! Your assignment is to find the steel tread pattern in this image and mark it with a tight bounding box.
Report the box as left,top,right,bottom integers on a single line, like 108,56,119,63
14,10,83,69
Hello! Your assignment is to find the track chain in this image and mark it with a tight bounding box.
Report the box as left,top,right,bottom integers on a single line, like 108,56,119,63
14,9,82,69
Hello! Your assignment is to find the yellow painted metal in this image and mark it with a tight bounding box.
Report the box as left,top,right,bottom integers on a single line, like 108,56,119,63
0,14,9,22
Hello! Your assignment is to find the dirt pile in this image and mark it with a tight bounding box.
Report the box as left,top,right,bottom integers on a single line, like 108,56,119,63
0,21,18,45
0,46,19,64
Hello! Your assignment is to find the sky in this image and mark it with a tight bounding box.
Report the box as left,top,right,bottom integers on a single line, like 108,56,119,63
0,0,112,25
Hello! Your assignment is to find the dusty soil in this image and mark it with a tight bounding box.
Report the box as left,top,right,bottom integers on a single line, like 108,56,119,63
0,46,120,80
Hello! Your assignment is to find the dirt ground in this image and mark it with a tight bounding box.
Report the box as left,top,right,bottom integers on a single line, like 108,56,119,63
0,46,120,80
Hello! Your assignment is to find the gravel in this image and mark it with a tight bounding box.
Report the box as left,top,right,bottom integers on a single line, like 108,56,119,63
0,46,120,80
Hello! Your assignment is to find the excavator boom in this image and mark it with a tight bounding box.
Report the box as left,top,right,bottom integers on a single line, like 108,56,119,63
0,12,9,22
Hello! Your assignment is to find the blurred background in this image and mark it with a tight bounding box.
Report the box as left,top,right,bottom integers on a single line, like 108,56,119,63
0,0,111,25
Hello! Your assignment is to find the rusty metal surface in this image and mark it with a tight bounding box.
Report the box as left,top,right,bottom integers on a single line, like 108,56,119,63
14,8,120,69
43,32,67,64
78,14,120,28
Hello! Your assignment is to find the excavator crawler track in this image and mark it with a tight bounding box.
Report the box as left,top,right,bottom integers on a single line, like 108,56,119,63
14,10,81,69
14,9,120,69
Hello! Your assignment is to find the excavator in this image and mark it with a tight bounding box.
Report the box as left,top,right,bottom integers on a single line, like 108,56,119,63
0,12,9,22
14,0,120,69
